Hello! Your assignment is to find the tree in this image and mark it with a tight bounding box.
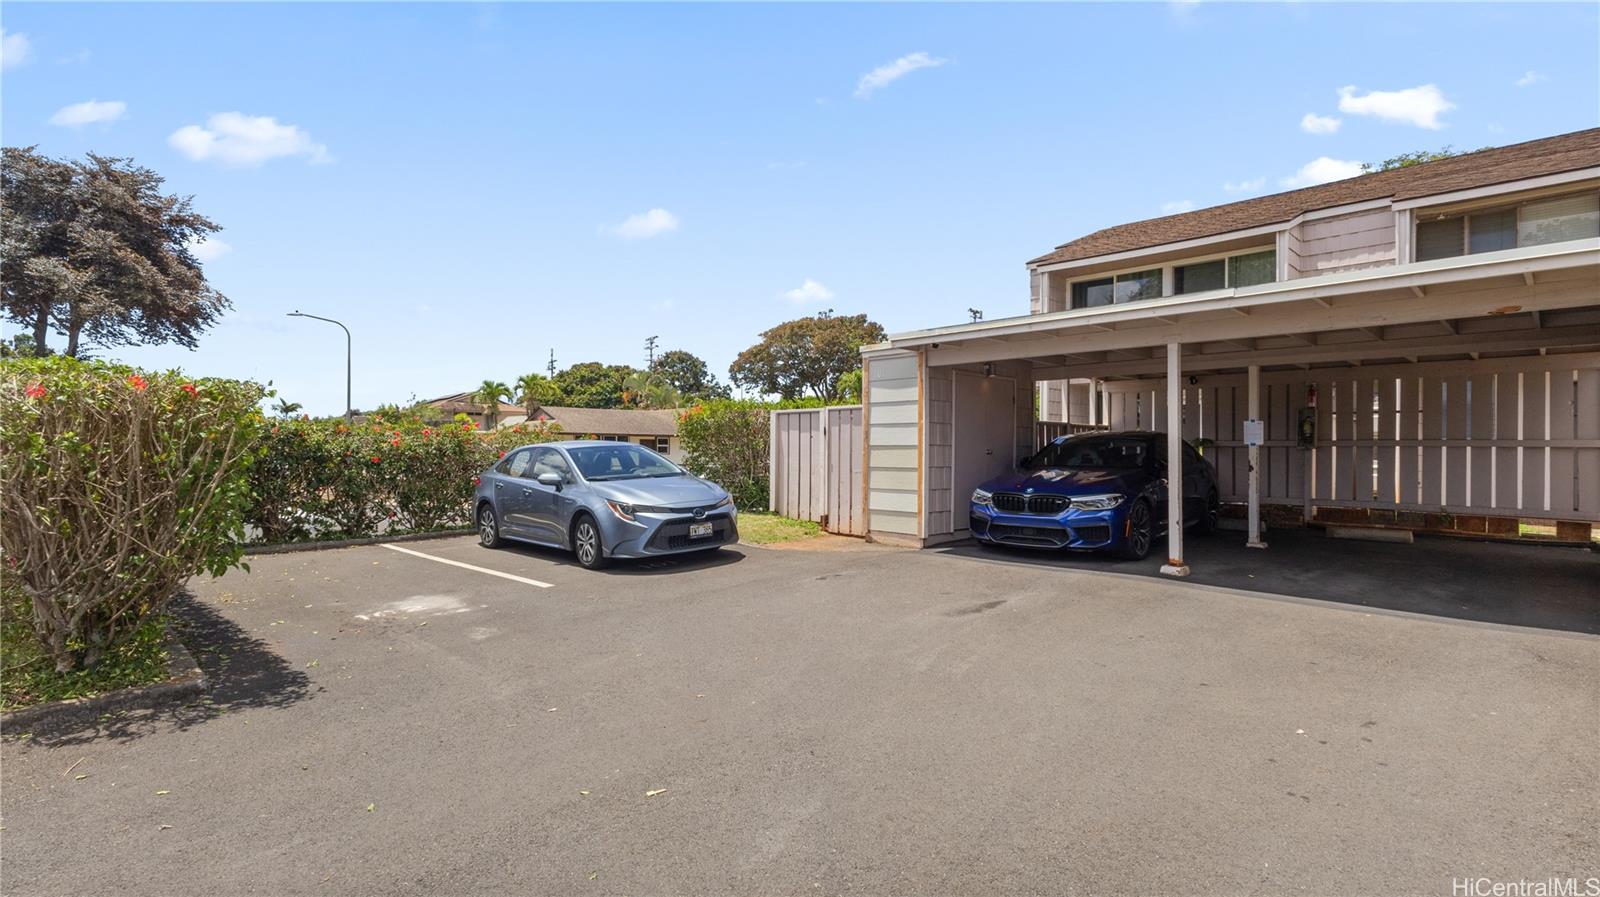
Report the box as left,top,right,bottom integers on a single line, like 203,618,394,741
473,380,512,429
621,369,683,410
729,312,886,401
650,349,728,401
515,372,563,418
1361,145,1482,173
272,398,303,417
551,362,636,408
1,147,230,357
836,368,863,403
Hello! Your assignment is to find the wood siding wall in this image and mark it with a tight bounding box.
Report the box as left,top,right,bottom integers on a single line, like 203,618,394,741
1100,354,1600,521
865,353,922,536
1291,208,1396,278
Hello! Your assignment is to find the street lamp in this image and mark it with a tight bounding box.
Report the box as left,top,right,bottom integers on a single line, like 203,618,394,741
286,311,352,424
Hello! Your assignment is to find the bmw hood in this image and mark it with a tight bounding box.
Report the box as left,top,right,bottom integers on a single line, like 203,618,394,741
590,476,728,509
979,467,1150,496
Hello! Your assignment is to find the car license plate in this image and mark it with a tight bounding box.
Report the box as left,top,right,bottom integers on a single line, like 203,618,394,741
689,521,714,539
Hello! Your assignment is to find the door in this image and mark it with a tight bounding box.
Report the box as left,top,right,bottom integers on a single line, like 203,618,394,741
525,447,576,544
953,371,1017,530
496,449,538,534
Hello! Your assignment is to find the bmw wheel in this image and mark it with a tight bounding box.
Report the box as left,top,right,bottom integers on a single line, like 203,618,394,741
1197,489,1221,534
572,514,608,570
478,503,503,549
1118,500,1153,561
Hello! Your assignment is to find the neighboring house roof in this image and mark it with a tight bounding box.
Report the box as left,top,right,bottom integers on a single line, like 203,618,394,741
425,392,523,416
1029,128,1600,268
529,405,681,437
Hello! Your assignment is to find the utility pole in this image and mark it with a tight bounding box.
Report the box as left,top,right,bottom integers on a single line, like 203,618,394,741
547,349,557,379
968,308,984,323
644,335,658,367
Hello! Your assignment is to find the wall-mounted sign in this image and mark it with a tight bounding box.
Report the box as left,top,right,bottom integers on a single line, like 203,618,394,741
1242,419,1265,447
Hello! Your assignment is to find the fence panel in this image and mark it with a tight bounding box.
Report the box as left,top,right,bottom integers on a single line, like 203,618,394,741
770,406,865,535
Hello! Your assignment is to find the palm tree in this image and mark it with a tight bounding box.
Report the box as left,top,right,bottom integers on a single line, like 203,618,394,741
515,372,560,420
473,380,512,429
272,398,303,417
621,370,683,410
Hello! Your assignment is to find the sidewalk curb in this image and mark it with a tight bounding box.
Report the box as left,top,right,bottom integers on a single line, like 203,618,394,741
1,628,208,733
244,528,474,556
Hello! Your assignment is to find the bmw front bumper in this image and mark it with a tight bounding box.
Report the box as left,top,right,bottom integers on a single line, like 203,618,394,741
969,503,1125,550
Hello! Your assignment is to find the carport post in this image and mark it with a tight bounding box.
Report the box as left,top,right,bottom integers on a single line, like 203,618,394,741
1160,341,1190,577
1247,363,1266,549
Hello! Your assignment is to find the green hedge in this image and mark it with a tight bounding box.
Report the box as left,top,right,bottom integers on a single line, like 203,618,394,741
0,357,266,673
677,400,771,510
246,416,561,543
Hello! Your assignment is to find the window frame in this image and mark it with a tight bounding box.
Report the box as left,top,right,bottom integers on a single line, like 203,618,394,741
1064,244,1279,309
1410,189,1600,263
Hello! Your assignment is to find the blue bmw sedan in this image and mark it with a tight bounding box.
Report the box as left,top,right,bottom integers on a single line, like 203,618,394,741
969,431,1219,560
474,440,737,569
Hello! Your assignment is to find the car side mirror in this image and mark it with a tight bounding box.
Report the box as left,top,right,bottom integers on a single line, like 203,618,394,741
536,472,563,489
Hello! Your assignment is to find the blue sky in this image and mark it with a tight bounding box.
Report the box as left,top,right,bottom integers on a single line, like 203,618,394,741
3,2,1596,415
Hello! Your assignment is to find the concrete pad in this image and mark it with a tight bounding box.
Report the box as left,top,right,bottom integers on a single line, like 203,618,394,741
1327,525,1415,543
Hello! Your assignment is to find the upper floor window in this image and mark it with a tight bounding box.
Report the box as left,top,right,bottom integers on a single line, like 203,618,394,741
1071,268,1160,308
1416,192,1599,262
1174,248,1276,295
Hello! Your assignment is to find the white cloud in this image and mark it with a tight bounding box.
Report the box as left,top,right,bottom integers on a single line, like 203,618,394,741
1515,70,1545,88
1161,200,1195,215
186,235,232,262
783,278,835,304
604,208,679,239
1,30,32,69
854,51,947,99
1336,84,1455,130
168,112,332,167
1280,157,1365,189
49,99,127,128
57,49,91,65
1223,177,1267,193
1300,113,1341,135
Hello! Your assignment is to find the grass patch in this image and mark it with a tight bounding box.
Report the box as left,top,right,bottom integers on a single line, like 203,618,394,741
1,587,171,711
738,511,824,545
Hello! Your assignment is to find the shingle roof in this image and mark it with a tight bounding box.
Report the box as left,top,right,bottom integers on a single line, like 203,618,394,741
531,405,681,437
425,392,523,415
1029,128,1600,268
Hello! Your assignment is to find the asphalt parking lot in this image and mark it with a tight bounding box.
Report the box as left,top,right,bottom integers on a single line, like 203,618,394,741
3,533,1597,896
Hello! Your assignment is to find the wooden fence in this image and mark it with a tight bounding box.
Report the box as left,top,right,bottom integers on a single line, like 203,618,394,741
1098,354,1600,521
770,406,865,535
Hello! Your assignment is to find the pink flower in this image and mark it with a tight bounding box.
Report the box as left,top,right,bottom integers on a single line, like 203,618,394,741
390,438,401,447
25,382,47,400
370,456,381,464
180,383,198,397
498,450,506,458
126,374,148,391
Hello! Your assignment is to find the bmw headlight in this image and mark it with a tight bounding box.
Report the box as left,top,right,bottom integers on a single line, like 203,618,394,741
1068,494,1126,511
971,488,993,508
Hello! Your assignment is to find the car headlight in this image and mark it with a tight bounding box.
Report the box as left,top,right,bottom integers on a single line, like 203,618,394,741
971,488,993,508
711,495,733,511
605,500,638,522
1068,494,1126,511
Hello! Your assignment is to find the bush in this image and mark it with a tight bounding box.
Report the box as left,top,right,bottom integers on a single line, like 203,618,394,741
678,400,770,509
247,416,561,543
0,357,266,673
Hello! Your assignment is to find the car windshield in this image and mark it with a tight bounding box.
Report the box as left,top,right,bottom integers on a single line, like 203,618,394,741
567,444,684,481
1024,435,1150,471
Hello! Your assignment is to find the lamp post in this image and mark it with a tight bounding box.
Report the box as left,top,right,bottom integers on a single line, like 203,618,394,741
287,311,352,424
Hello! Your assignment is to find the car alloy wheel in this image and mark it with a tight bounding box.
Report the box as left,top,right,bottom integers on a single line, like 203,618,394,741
1122,500,1152,560
574,517,606,569
478,504,501,548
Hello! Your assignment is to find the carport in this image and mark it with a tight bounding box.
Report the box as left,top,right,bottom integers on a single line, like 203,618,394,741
860,242,1600,572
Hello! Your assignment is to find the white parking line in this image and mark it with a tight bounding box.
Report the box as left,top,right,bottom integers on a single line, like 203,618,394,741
379,543,555,588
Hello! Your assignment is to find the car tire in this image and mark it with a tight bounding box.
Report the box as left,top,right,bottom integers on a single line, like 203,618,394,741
1118,500,1153,561
572,514,609,570
1196,489,1220,535
477,502,503,549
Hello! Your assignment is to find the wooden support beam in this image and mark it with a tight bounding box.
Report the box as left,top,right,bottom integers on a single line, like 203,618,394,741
1523,271,1536,287
1410,286,1426,299
1438,319,1458,335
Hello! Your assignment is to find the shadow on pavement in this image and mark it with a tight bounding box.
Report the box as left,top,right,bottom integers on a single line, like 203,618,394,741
20,593,318,746
937,527,1600,635
493,540,747,576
